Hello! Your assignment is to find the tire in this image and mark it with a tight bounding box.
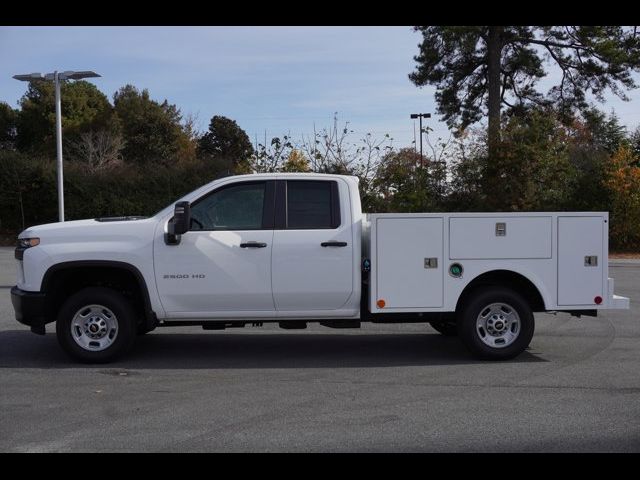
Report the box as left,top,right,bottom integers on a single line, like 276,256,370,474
457,286,534,360
56,287,137,363
429,320,458,336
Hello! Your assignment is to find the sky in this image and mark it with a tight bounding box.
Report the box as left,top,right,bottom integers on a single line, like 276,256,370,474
2,26,640,151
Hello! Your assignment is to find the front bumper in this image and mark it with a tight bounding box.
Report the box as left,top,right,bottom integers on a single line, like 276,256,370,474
10,286,50,335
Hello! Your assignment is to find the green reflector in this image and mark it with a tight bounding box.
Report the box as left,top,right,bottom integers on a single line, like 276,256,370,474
449,264,463,277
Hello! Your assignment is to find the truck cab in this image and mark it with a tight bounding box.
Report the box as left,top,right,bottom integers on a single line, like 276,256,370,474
153,174,362,320
11,173,629,363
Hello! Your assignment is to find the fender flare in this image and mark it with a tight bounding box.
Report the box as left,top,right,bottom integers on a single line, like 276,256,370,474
41,260,155,326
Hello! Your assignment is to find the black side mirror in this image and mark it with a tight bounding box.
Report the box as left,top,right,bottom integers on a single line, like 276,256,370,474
172,201,191,235
166,201,191,245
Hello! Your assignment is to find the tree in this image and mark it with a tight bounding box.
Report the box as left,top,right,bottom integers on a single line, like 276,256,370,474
16,80,115,156
605,144,640,250
373,148,446,213
631,127,640,159
493,108,576,211
299,115,393,177
564,109,629,212
410,26,640,158
299,115,359,173
281,149,311,172
581,108,628,154
198,115,253,170
251,135,294,173
113,85,193,165
446,132,487,211
66,130,125,172
0,102,18,150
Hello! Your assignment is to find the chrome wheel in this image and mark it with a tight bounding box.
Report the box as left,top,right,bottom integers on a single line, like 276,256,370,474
475,302,520,349
70,304,119,351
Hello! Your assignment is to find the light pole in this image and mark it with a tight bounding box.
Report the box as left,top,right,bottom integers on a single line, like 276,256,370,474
13,70,101,222
410,112,431,167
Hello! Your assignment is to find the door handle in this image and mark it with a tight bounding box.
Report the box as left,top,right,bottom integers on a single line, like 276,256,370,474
240,242,267,248
321,241,348,247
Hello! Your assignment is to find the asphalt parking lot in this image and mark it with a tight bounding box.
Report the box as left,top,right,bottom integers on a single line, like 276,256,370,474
0,247,638,452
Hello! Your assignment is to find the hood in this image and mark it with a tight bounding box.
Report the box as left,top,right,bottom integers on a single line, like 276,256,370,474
19,217,157,244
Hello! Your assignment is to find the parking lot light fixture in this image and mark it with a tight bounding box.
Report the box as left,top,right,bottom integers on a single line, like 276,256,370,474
13,70,101,222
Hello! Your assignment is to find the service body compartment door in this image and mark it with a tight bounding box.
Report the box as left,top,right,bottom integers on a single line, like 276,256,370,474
375,217,443,309
449,216,552,260
558,216,604,305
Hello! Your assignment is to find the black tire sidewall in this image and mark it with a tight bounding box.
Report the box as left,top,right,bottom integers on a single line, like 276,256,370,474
458,287,534,360
56,287,136,363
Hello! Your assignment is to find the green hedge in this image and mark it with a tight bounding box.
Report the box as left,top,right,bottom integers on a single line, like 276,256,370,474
0,152,227,233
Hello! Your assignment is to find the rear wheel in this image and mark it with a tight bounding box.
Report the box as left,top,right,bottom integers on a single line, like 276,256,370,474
457,286,534,360
56,287,136,363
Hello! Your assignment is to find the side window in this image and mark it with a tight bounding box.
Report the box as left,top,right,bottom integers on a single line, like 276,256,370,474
286,180,340,229
190,182,266,231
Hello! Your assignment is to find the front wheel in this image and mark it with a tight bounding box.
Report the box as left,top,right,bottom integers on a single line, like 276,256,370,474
457,286,534,360
56,287,136,363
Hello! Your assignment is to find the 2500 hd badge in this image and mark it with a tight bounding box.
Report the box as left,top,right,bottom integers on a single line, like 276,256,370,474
163,274,206,279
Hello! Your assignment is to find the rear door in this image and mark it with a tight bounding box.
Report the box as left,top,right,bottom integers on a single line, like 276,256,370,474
271,179,354,311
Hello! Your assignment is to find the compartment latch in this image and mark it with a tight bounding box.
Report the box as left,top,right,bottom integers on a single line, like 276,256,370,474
584,255,598,267
424,257,438,269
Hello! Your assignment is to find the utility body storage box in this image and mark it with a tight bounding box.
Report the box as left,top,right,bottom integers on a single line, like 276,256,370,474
368,212,618,314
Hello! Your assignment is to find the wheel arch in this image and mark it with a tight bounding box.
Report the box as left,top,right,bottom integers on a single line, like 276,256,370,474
41,260,155,329
455,269,547,314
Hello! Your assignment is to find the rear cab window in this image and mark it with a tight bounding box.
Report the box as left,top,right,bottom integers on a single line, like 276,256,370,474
280,180,341,229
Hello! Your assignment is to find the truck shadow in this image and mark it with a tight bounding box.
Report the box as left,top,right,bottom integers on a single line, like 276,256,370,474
0,330,547,369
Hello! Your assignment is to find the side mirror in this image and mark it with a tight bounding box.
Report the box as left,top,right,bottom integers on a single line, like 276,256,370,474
166,201,191,245
172,201,191,235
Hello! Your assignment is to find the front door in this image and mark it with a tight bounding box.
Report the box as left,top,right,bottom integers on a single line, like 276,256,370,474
154,180,276,318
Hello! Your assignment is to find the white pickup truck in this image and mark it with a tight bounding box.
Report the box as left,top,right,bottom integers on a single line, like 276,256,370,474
11,173,630,363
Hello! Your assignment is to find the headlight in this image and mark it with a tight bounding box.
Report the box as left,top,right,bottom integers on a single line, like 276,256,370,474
15,237,40,260
18,237,40,248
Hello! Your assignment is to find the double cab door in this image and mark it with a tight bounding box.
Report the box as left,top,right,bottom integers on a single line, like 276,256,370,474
154,178,353,318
